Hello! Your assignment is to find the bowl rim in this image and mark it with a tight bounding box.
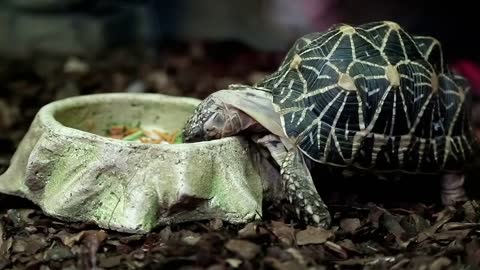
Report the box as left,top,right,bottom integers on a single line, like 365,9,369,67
37,93,239,149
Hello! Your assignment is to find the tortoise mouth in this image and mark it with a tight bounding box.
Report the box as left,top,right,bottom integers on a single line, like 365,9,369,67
182,126,208,143
184,135,205,143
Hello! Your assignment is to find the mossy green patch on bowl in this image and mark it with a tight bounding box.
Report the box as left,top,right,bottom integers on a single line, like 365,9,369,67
0,93,265,233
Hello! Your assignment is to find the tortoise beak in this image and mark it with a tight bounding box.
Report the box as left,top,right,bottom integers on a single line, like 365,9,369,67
183,126,205,143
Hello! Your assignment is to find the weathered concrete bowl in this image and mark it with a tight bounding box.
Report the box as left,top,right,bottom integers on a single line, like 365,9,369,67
0,93,264,233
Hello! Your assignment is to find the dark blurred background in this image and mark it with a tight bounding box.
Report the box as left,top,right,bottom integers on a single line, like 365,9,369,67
0,0,479,170
0,0,477,59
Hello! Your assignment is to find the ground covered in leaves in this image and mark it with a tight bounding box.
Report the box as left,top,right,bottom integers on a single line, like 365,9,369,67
0,42,480,269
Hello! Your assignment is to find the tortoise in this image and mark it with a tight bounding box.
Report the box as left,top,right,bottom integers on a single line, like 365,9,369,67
182,21,476,227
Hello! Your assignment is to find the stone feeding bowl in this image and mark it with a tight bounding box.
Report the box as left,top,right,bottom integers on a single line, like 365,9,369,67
0,93,265,233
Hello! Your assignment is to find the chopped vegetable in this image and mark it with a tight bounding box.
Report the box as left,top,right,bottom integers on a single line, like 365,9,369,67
173,132,184,144
106,124,182,144
123,130,144,141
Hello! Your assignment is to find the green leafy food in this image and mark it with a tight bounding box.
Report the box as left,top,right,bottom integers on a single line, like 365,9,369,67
122,130,144,141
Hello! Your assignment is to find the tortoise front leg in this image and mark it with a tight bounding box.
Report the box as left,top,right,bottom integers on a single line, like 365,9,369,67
441,173,468,205
281,150,331,228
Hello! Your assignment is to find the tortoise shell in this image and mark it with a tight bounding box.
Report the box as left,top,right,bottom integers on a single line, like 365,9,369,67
256,21,475,173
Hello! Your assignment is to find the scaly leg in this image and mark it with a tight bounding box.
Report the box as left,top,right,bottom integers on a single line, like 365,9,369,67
441,173,468,206
281,150,331,227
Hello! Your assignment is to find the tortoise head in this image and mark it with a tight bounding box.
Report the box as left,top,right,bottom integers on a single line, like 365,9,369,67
183,93,233,142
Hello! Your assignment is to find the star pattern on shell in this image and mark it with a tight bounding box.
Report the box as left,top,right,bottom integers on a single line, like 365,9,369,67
256,21,475,174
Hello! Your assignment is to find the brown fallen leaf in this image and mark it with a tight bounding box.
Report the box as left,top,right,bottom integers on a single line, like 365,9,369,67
400,214,430,236
441,222,480,231
225,239,261,260
265,246,291,261
390,258,410,270
433,206,456,223
98,254,123,269
417,207,456,243
0,222,3,249
115,243,133,255
429,257,451,270
334,256,399,266
160,226,172,241
463,201,479,222
0,238,12,257
55,230,83,248
337,239,361,255
118,234,143,244
295,226,334,246
84,231,109,246
14,253,39,265
238,222,268,239
380,211,411,248
445,238,465,254
271,221,295,246
285,248,307,266
263,256,307,270
131,249,145,260
11,239,27,253
432,229,471,242
44,246,75,261
206,263,227,270
225,258,242,268
324,241,348,259
81,230,109,269
181,231,201,246
340,218,361,234
6,209,35,226
25,226,37,233
12,234,48,255
357,241,389,256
